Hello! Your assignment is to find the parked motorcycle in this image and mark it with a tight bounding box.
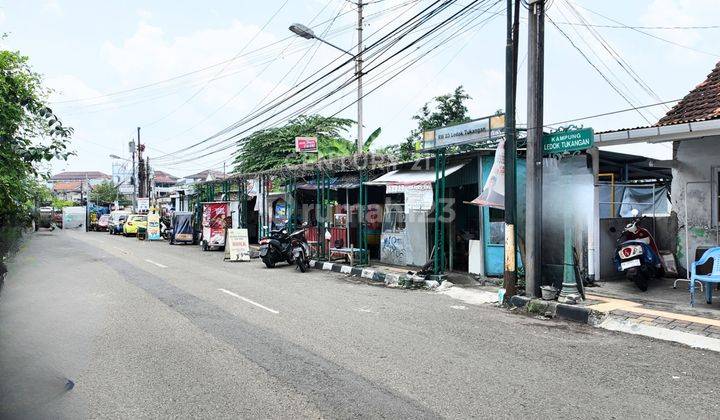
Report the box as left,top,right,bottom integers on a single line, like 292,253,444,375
259,228,294,268
613,209,665,291
291,227,312,272
160,215,172,241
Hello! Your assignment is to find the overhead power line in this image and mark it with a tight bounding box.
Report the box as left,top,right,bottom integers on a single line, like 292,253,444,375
570,1,720,57
152,0,459,163
547,14,653,125
141,0,292,128
157,0,497,166
51,1,415,107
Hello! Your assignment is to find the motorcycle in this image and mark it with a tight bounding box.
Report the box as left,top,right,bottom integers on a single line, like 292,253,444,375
259,228,294,268
291,227,312,272
613,209,665,291
160,215,172,241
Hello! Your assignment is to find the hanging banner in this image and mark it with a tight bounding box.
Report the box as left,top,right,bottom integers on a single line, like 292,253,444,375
147,212,161,240
470,138,505,209
225,228,251,261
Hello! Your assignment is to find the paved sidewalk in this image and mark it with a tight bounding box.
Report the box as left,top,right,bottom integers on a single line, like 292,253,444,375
584,294,720,351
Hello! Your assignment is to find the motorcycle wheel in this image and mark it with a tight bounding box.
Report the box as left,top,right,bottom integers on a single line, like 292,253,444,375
262,258,276,268
628,268,649,292
296,258,307,273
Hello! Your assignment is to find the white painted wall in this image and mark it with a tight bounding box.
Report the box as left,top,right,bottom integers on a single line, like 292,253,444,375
671,135,720,271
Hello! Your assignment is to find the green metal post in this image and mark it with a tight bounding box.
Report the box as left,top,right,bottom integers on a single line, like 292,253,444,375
316,170,321,259
433,150,440,274
357,172,364,266
363,175,368,265
440,149,447,274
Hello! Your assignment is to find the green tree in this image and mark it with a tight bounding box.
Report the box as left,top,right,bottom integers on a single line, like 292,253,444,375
89,181,121,205
52,198,76,209
399,86,471,160
232,115,355,173
0,46,73,227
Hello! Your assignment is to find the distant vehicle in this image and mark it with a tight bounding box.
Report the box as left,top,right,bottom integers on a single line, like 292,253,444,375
36,207,55,231
122,214,147,236
95,214,110,232
109,211,129,235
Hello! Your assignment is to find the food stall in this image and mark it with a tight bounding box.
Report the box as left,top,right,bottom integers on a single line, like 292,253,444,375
201,201,229,251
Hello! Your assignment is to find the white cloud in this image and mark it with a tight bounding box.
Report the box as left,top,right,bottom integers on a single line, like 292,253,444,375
100,20,281,112
41,0,63,17
640,0,716,53
0,9,6,25
46,74,103,102
137,8,152,21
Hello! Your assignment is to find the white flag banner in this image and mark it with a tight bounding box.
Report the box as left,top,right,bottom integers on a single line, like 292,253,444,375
470,138,505,209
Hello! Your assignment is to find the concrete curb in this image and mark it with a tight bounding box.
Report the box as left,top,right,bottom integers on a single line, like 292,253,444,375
509,295,604,325
309,259,387,283
308,259,434,288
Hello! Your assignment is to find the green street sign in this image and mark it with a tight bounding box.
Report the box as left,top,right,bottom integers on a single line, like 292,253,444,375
543,127,594,154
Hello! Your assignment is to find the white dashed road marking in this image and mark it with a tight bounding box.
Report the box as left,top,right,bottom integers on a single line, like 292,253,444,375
218,288,279,314
144,259,168,268
114,246,129,254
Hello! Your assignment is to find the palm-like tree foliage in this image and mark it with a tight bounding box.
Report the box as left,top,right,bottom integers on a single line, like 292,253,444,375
232,115,356,173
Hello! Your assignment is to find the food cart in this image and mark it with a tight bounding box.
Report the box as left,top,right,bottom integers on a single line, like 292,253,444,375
169,211,196,245
201,201,229,251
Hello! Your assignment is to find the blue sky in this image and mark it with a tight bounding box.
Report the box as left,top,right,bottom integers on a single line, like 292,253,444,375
2,0,719,177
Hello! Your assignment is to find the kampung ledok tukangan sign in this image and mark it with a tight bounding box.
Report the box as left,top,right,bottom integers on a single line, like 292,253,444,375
543,127,594,154
422,114,505,150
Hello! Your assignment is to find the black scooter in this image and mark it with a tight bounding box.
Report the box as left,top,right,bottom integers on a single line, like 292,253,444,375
259,228,294,268
291,228,312,272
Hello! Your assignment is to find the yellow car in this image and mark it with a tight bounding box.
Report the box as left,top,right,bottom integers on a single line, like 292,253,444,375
122,214,147,236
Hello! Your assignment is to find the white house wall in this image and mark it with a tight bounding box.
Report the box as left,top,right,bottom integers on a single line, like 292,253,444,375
671,135,720,271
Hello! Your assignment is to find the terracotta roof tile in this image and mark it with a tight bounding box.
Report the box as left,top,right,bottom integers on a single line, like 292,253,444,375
52,181,82,192
51,171,111,180
658,61,720,125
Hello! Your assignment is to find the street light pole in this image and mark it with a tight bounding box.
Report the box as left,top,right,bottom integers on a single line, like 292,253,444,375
289,6,365,151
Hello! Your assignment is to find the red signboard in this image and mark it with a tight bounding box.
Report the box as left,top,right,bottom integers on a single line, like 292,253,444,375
295,136,318,153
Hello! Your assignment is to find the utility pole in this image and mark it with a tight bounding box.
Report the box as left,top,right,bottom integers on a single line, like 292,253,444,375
356,1,364,151
526,0,545,298
146,157,151,204
130,140,137,210
503,0,520,299
82,179,87,232
137,127,146,198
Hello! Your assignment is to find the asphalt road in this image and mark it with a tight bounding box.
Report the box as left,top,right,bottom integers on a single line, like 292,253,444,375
1,229,718,419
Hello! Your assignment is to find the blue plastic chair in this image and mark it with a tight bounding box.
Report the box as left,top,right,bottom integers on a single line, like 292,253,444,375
690,247,720,307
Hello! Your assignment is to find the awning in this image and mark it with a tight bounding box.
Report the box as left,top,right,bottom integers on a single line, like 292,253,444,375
365,163,466,189
296,175,364,190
